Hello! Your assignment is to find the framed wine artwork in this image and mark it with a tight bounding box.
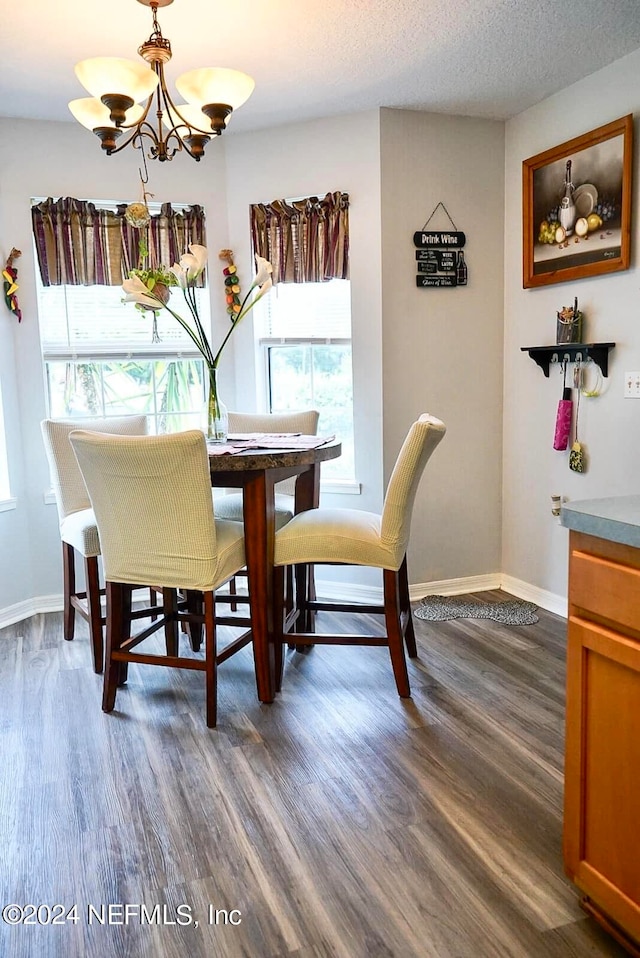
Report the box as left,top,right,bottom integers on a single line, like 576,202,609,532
522,114,633,289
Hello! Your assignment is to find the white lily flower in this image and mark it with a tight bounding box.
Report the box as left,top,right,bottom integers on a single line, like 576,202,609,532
123,246,273,381
168,262,188,289
122,275,164,310
179,244,208,281
254,277,273,299
253,255,273,289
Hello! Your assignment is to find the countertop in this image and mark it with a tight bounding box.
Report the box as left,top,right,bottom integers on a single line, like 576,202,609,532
560,495,640,549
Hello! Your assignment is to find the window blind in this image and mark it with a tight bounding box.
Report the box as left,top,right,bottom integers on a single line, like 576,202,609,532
37,278,207,359
261,279,351,341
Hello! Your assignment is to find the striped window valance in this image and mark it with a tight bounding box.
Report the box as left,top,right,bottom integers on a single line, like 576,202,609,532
250,191,349,285
31,197,206,287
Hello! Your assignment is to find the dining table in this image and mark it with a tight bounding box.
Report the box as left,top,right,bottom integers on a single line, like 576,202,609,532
207,434,342,703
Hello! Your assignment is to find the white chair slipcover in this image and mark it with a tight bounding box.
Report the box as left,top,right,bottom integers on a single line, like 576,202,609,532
41,415,148,671
214,409,320,526
273,414,447,697
69,429,248,728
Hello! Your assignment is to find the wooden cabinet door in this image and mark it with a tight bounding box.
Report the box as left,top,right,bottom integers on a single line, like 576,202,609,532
564,615,640,943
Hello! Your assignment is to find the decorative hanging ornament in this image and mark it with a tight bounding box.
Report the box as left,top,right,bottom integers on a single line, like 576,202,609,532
219,249,243,317
3,248,22,322
125,201,151,229
125,158,152,228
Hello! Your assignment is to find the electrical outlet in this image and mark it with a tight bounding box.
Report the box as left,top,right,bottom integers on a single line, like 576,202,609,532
624,372,640,398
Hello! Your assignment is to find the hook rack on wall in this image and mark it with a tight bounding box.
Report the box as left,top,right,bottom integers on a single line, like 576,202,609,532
520,342,615,377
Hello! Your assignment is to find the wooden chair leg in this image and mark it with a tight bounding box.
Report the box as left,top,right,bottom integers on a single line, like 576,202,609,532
294,562,315,633
284,566,293,617
118,585,133,687
185,590,203,652
291,563,313,654
384,568,411,698
163,588,179,657
62,542,76,641
229,575,238,612
307,564,317,631
273,566,286,693
149,587,158,621
84,555,104,674
204,591,217,728
103,581,127,712
399,556,417,658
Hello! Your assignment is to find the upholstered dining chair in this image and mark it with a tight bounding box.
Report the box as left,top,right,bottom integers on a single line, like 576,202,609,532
41,415,149,673
68,429,249,728
214,409,320,524
273,414,446,697
214,409,320,610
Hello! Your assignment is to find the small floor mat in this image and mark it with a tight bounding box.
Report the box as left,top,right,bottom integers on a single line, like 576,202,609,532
415,595,539,625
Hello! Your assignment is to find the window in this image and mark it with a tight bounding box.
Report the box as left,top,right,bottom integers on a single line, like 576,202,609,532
36,274,208,432
250,191,354,484
33,199,208,432
259,279,354,481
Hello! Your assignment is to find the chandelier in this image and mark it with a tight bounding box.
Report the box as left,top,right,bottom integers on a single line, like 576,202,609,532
68,0,255,162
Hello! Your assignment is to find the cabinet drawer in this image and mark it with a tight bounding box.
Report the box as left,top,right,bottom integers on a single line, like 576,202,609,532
571,550,640,635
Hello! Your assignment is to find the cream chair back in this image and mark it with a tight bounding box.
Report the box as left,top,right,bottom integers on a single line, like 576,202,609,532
69,430,222,592
380,414,446,566
228,410,320,497
41,415,148,524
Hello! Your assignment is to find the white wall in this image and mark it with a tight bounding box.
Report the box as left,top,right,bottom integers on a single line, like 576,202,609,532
380,109,505,585
503,49,640,604
223,111,385,592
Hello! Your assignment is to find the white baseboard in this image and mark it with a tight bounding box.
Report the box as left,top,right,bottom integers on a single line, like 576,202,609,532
0,574,568,633
316,572,566,618
499,575,567,618
0,594,62,630
408,573,502,603
318,573,503,606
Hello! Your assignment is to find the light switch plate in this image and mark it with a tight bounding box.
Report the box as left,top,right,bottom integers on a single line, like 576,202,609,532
624,372,640,398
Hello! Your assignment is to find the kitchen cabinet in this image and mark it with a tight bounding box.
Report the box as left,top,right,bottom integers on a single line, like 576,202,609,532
561,500,640,956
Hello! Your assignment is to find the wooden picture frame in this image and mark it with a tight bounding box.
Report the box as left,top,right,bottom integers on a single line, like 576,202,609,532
522,114,633,289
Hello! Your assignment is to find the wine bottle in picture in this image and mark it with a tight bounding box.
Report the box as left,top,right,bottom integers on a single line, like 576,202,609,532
456,250,467,285
559,159,576,236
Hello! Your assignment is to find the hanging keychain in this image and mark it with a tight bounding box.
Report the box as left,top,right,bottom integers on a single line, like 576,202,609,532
569,362,586,472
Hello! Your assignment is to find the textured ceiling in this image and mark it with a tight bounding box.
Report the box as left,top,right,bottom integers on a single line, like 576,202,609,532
2,0,640,134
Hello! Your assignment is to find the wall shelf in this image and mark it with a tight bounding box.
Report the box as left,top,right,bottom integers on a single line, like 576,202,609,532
520,342,615,378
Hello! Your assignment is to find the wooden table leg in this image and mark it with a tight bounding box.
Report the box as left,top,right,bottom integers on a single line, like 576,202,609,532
242,471,276,703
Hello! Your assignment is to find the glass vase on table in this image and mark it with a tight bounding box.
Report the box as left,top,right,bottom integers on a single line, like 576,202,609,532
203,364,228,444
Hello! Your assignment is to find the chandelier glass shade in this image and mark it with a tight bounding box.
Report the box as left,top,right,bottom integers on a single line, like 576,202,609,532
69,98,145,131
69,0,255,162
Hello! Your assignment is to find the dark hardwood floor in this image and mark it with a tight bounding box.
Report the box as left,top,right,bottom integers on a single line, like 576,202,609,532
0,591,628,958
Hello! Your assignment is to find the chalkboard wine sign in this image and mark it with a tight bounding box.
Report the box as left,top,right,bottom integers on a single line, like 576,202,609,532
414,203,468,289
